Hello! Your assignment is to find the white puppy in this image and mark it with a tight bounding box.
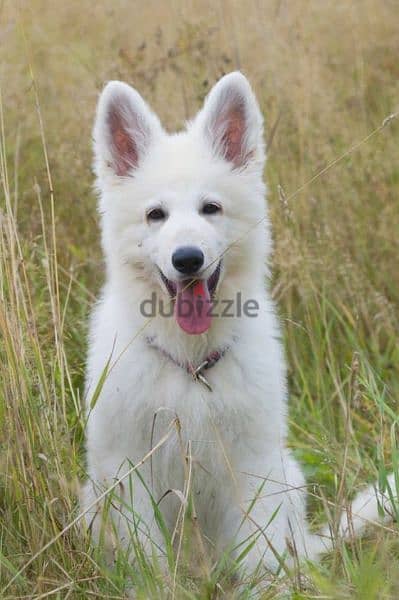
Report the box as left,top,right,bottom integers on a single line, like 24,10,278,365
82,72,394,576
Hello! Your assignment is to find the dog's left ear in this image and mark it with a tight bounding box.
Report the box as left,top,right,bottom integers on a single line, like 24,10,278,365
196,72,264,170
93,81,163,178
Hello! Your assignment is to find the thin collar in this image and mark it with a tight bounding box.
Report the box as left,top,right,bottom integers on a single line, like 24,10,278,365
145,336,230,392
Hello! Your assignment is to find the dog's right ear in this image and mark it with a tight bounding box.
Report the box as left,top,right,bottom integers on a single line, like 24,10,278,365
93,81,163,177
195,72,265,171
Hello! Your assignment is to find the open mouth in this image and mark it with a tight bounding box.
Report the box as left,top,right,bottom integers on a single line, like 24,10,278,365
159,261,221,335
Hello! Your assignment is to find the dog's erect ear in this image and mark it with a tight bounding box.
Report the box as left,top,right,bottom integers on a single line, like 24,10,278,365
196,72,264,169
94,81,163,177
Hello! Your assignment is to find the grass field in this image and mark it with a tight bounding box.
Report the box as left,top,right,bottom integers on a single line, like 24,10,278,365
1,0,399,597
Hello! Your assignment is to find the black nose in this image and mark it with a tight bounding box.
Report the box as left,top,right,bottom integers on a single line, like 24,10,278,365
172,246,204,275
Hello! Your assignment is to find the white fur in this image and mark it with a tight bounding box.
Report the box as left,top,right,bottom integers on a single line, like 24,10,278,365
82,72,396,575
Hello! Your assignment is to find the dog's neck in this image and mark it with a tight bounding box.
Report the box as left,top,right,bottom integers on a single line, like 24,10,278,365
142,312,240,367
145,335,231,391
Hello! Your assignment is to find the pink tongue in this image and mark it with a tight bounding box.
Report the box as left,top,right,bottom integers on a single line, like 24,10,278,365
174,279,212,335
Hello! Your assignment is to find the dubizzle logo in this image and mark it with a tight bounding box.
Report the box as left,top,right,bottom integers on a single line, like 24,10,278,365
140,292,259,319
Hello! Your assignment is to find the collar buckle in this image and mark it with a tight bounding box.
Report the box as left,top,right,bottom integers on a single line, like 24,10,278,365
146,335,230,393
191,361,213,392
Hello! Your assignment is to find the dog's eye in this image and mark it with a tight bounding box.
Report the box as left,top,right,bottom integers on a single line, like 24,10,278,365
201,202,222,216
147,208,166,222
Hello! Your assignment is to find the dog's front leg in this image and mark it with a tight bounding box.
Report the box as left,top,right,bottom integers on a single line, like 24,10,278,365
81,470,169,567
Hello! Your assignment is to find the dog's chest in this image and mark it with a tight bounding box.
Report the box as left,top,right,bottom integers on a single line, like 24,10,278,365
93,343,270,466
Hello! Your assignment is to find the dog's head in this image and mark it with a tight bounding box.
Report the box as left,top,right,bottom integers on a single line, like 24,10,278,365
94,72,270,335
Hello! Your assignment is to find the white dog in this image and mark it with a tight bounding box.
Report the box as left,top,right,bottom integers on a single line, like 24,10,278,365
82,72,394,578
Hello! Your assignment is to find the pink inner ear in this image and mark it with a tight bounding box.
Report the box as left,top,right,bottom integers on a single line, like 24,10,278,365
222,109,245,166
108,109,138,176
212,96,250,169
